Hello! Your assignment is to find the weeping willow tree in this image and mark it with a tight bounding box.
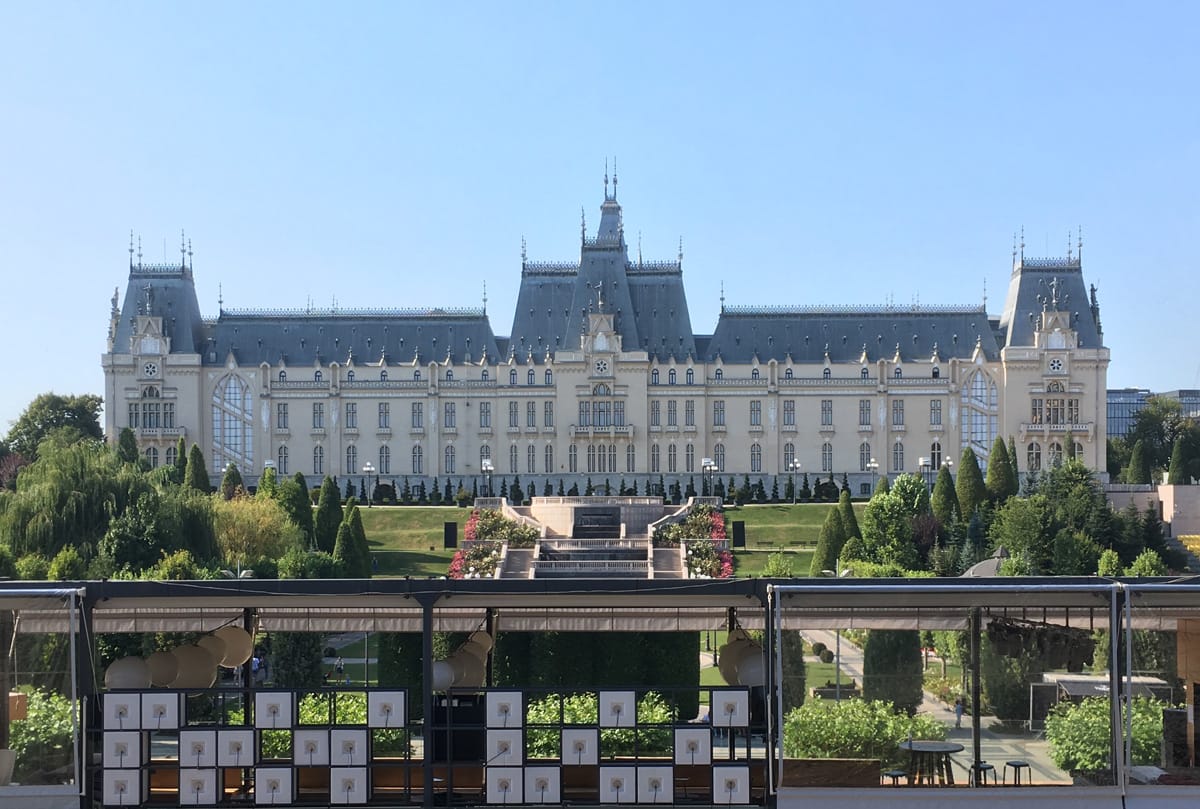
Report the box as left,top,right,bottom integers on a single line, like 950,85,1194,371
0,438,152,559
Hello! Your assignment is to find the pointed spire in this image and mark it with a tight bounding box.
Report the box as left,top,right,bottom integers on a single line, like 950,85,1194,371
638,231,643,266
581,207,586,244
1020,226,1025,262
1067,229,1073,261
720,281,725,313
520,236,526,265
129,230,135,269
604,159,609,199
482,280,488,313
982,277,987,309
137,235,143,268
678,236,683,264
218,283,224,312
1077,225,1083,263
611,156,618,200
180,229,187,268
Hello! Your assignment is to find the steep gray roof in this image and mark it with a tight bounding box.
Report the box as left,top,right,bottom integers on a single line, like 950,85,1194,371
705,305,999,364
998,257,1103,349
113,262,206,354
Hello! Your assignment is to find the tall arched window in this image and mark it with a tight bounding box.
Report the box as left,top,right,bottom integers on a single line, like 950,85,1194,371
569,444,578,473
821,442,833,472
144,446,159,468
1027,442,1042,471
1048,441,1064,468
651,369,660,385
892,441,905,471
510,369,518,385
445,445,456,474
481,370,489,381
932,367,940,379
545,369,553,385
277,445,288,475
212,374,253,472
165,445,177,468
861,367,870,379
823,368,831,379
314,370,323,382
527,445,535,474
961,370,998,457
379,445,390,475
528,369,535,385
686,368,695,385
651,444,661,473
587,445,596,473
544,444,554,473
714,369,723,380
714,443,726,472
685,443,694,472
608,444,616,471
412,445,423,474
345,444,357,476
859,442,872,471
314,445,325,475
668,369,677,385
750,443,762,473
480,445,491,467
626,444,636,472
510,444,519,473
668,444,677,473
278,370,287,382
784,442,795,468
751,369,760,380
894,367,902,378
930,441,942,469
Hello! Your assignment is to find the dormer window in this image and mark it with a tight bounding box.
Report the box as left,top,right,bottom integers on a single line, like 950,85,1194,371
894,368,902,379
380,370,388,381
510,369,518,385
861,367,870,380
481,369,489,381
278,370,287,382
932,367,940,379
545,369,553,385
668,369,677,385
527,369,535,385
751,369,760,380
314,370,323,383
784,368,793,379
446,370,454,381
714,369,723,380
651,369,660,385
823,368,831,379
414,370,421,381
347,370,355,382
686,368,694,385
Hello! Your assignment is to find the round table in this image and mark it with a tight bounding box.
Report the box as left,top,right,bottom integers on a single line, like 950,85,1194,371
898,740,965,786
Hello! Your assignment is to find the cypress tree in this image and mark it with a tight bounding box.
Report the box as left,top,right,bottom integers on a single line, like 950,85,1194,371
1008,435,1019,478
874,475,891,496
184,443,210,492
332,522,356,577
220,462,243,500
809,506,846,577
345,503,371,577
1168,437,1188,484
279,471,315,546
985,437,1018,503
116,427,140,465
174,435,188,482
955,448,987,519
837,489,860,539
1126,439,1152,484
930,464,960,527
314,475,343,553
862,629,924,715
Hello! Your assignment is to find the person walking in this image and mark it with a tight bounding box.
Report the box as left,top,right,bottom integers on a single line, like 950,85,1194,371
954,698,964,729
335,656,345,677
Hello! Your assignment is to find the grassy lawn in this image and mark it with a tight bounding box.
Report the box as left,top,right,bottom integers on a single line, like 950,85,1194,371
723,502,864,549
734,548,814,577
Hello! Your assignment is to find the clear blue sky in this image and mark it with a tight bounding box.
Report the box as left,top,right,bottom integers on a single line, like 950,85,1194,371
1,2,1196,433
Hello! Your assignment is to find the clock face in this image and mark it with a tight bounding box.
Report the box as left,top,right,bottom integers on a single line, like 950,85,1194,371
143,362,159,377
594,359,610,375
1048,358,1064,373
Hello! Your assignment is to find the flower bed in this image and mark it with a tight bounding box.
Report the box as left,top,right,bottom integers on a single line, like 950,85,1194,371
448,540,503,579
684,539,734,578
653,503,726,547
464,507,538,547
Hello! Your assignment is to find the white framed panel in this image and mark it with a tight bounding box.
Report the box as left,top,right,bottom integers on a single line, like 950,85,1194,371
524,766,560,804
561,728,598,766
103,694,140,730
179,768,218,805
102,731,144,769
368,690,406,727
486,766,523,804
218,729,256,767
330,767,368,804
712,765,750,805
710,690,749,728
486,691,522,728
599,691,636,728
331,728,368,766
103,769,148,806
255,692,293,729
180,730,217,768
485,729,522,766
141,693,180,729
254,767,293,805
599,765,637,804
637,765,674,804
293,728,330,766
674,727,712,765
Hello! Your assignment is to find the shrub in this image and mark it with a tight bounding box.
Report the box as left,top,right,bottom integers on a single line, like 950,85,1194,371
526,692,676,759
463,508,538,548
811,642,827,657
9,687,75,783
819,649,835,664
1045,696,1167,773
782,698,945,769
653,503,725,547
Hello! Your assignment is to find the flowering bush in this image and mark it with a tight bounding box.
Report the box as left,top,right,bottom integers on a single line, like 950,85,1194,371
448,540,503,579
463,508,538,548
684,540,734,578
654,503,726,547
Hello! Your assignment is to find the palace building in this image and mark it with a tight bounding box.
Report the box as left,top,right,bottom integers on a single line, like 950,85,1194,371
102,177,1109,493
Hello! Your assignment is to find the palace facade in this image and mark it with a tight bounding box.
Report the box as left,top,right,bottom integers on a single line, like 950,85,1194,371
102,178,1109,493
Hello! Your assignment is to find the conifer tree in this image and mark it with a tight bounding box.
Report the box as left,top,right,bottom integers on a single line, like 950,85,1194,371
279,471,315,546
184,443,210,492
116,427,140,465
332,522,355,577
837,488,860,539
220,463,244,500
809,506,846,577
930,464,960,527
173,435,188,482
955,448,987,519
1168,436,1189,484
1008,435,1020,478
346,503,371,577
1126,439,1152,484
985,437,1018,503
314,476,343,553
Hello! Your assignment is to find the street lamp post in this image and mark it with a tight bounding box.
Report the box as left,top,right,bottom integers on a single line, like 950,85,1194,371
918,456,932,492
701,458,717,499
788,459,801,504
362,461,377,507
820,564,854,701
866,457,879,495
481,459,494,498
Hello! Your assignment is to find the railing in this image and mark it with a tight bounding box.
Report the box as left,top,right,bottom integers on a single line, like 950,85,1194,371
341,379,426,390
136,426,185,438
531,559,650,574
1019,421,1095,435
272,380,328,390
570,425,634,437
722,303,985,315
778,378,876,387
440,379,498,389
541,538,648,551
706,377,769,386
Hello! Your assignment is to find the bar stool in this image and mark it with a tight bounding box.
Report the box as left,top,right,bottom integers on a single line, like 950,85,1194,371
883,769,908,786
970,762,996,786
1004,760,1031,785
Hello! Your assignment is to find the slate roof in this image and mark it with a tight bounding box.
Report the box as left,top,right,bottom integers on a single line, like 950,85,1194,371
998,257,1102,348
112,263,207,354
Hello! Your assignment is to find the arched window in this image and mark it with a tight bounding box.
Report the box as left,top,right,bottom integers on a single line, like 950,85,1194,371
144,446,159,468
510,444,519,473
750,443,762,473
668,444,677,473
1073,441,1084,461
510,369,518,385
445,445,456,474
212,374,253,472
1048,441,1064,468
859,442,872,471
894,367,902,378
861,367,870,380
411,445,423,474
278,370,287,382
593,383,611,396
587,444,596,473
1027,442,1042,472
651,444,660,473
784,442,795,467
626,444,636,472
481,369,489,381
379,445,390,475
651,369,660,385
785,368,793,379
668,369,677,385
380,370,388,381
314,370,323,382
686,368,695,385
715,368,723,380
313,445,324,475
569,444,578,473
277,445,288,475
714,443,726,472
414,370,421,381
752,369,761,381
527,444,535,474
347,370,355,382
528,369,535,385
821,442,833,472
961,370,998,455
165,445,177,468
893,441,905,471
345,445,357,476
823,368,831,379
685,443,694,472
445,370,454,381
608,444,616,471
545,444,554,473
545,369,553,385
1047,381,1065,393
930,441,942,469
932,367,940,379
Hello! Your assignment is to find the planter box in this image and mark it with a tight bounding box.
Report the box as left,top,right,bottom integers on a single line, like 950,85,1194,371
780,758,881,788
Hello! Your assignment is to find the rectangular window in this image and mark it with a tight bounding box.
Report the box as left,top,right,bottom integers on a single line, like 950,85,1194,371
614,401,625,426
1030,398,1043,424
685,400,695,426
713,400,725,426
142,402,160,428
509,401,519,428
859,399,871,427
930,400,942,426
821,399,833,426
163,402,175,429
128,402,139,428
345,402,357,429
750,400,762,426
1046,398,1065,425
783,400,795,426
479,402,491,428
1068,398,1080,424
892,400,904,427
651,400,661,426
377,403,389,429
411,402,423,429
544,401,554,427
667,400,677,426
594,401,611,427
312,403,324,429
444,402,456,428
578,401,590,427
526,401,536,428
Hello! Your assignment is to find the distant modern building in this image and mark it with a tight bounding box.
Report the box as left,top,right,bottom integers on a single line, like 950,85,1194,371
1107,389,1200,440
102,174,1109,493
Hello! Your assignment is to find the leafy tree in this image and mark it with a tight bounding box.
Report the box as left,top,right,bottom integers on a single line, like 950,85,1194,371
809,507,845,577
4,393,103,460
15,554,50,580
955,449,987,519
98,491,165,571
762,551,794,577
1051,529,1101,576
1126,396,1186,476
47,546,86,580
313,476,343,553
184,443,211,492
1125,439,1152,484
1097,548,1122,577
985,436,1018,503
212,493,302,572
862,630,924,715
219,462,244,500
930,464,960,527
1046,696,1166,772
278,548,342,579
981,634,1043,720
256,465,278,499
858,474,925,569
837,489,860,539
173,435,188,483
1126,548,1167,577
116,427,140,465
988,495,1054,572
779,630,807,713
782,698,945,769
